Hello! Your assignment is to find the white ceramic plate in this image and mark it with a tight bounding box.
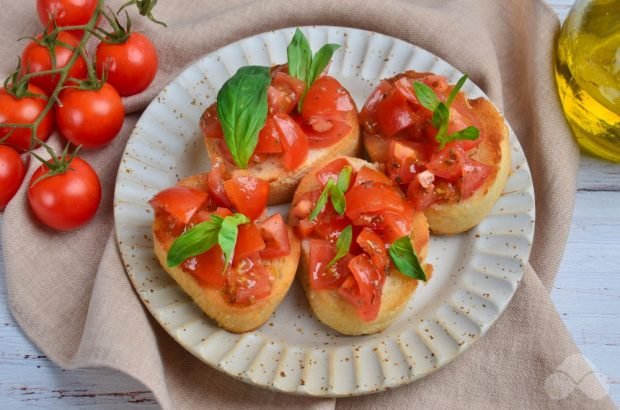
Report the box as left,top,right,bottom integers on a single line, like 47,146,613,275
114,26,535,397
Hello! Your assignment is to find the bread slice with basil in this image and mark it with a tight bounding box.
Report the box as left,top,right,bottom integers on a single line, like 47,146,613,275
361,71,511,235
151,173,301,333
201,29,361,205
289,156,431,336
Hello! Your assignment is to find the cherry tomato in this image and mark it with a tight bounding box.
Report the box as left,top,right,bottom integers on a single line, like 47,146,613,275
308,239,351,290
258,213,291,259
56,83,124,149
150,185,208,225
0,84,54,151
233,223,265,264
356,227,388,272
182,245,226,288
461,158,492,199
200,103,223,139
223,175,269,220
374,87,415,137
301,76,354,119
345,182,405,221
95,33,158,96
255,116,283,154
227,256,271,305
338,253,384,321
28,157,101,231
20,32,87,96
37,0,98,38
272,112,308,171
206,161,233,208
301,116,353,148
0,146,26,209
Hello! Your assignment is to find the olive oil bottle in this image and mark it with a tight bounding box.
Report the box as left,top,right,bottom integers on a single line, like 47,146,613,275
555,0,620,162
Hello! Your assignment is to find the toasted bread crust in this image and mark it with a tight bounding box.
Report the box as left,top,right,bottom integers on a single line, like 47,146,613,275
290,156,429,335
152,173,301,333
205,109,361,205
363,73,511,235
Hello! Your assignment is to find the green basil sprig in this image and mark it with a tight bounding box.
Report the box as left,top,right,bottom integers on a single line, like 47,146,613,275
308,165,352,220
388,236,426,281
413,74,480,149
287,28,340,110
217,66,271,169
327,225,352,268
166,213,250,268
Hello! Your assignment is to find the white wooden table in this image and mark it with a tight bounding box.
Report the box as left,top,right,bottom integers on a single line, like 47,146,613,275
1,1,618,407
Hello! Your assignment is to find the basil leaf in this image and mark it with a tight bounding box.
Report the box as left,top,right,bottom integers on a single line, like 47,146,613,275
327,225,352,268
166,215,224,267
336,165,352,193
442,126,480,146
217,66,271,169
413,81,440,112
329,182,346,215
446,74,468,106
309,179,334,221
287,28,312,84
308,43,340,86
389,236,426,281
431,102,449,129
218,213,251,266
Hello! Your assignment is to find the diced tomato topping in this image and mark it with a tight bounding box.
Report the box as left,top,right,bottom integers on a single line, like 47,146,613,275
345,182,405,221
200,103,222,139
233,223,266,264
374,87,415,137
461,157,492,199
387,139,429,185
150,186,208,225
353,165,392,187
258,213,291,259
313,207,350,242
394,77,418,104
406,174,437,211
182,245,226,288
223,175,269,220
227,257,272,305
296,217,316,238
359,80,391,125
255,116,283,154
302,76,354,119
267,72,305,114
380,200,414,244
426,144,466,181
338,254,384,321
272,112,309,171
356,227,388,272
301,116,353,148
315,158,353,187
207,161,234,208
308,239,351,290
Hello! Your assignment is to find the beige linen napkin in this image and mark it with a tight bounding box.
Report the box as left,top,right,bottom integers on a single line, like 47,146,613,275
1,0,615,408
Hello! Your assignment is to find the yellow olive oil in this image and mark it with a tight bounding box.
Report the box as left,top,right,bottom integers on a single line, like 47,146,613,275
555,0,620,162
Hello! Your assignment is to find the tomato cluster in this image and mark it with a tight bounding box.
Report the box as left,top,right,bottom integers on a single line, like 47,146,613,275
360,73,492,210
290,158,423,321
151,165,290,305
0,0,161,230
201,67,356,171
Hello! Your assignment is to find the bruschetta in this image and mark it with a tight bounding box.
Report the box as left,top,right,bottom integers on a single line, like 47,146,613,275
289,156,431,335
201,29,360,205
360,71,510,234
150,168,300,333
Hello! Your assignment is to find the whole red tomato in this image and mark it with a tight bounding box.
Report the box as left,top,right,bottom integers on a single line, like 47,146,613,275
37,0,98,38
0,145,26,210
0,84,54,151
56,83,125,149
28,156,101,231
95,32,158,96
20,31,87,96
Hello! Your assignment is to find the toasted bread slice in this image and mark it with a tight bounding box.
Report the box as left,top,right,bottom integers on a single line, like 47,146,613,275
290,156,430,335
152,173,301,333
363,76,511,235
205,110,361,206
